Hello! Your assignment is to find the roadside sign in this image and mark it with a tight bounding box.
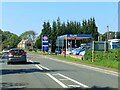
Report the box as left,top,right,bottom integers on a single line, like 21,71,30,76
42,34,49,51
92,41,108,62
93,41,108,51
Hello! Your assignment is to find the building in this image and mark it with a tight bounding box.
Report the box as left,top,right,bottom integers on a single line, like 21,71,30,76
108,39,120,49
17,38,33,50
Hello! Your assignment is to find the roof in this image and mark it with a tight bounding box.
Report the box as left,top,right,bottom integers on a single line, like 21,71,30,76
9,48,24,51
108,39,120,42
18,39,33,44
57,34,92,40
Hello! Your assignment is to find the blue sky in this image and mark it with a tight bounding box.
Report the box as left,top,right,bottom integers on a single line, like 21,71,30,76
1,2,118,36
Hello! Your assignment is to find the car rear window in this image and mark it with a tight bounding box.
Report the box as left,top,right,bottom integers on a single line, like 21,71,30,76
10,49,24,53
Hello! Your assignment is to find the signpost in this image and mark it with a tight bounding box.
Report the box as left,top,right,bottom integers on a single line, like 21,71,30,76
92,41,108,62
42,34,49,52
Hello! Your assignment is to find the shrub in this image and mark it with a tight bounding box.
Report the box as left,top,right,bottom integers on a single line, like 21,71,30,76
84,49,119,62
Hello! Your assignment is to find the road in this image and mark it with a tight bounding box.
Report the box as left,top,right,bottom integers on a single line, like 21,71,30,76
0,53,119,89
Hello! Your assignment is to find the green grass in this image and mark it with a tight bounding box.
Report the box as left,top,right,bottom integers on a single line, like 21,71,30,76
28,49,119,69
50,54,118,69
28,51,49,55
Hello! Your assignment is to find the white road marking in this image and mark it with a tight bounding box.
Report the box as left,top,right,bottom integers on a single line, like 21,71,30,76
30,59,89,88
59,79,68,81
29,60,33,63
52,73,59,76
68,85,80,87
34,63,68,88
48,57,118,76
35,65,43,70
29,60,50,70
58,73,89,88
38,64,50,70
46,73,68,88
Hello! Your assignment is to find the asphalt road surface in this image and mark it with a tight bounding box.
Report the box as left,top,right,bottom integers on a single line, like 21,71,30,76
0,53,119,89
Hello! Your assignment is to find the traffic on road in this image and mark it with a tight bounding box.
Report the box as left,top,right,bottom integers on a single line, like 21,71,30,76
0,51,118,89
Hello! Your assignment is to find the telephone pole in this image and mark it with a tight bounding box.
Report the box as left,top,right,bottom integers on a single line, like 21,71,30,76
107,26,109,41
0,34,2,51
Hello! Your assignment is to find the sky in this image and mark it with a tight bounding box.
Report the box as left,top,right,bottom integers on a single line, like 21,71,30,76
1,2,119,36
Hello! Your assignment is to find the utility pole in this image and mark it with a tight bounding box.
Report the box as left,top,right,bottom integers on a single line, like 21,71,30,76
0,34,2,51
107,26,109,41
115,32,117,39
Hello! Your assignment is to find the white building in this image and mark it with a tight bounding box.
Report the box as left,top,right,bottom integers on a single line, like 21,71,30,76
108,39,120,49
17,39,33,50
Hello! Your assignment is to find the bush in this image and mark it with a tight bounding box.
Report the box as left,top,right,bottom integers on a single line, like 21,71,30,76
84,49,119,62
84,50,92,60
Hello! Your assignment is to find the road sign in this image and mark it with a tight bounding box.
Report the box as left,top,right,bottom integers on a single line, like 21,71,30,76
93,41,108,51
42,34,49,51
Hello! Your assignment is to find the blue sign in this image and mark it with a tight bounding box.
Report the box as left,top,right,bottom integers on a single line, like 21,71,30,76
42,34,49,51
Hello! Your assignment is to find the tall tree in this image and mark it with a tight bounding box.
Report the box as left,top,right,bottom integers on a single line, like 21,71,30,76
41,22,47,34
91,18,99,41
37,17,99,51
1,30,20,49
50,21,57,52
57,17,61,36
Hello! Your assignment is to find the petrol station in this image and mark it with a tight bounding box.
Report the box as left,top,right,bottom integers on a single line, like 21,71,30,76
56,34,92,53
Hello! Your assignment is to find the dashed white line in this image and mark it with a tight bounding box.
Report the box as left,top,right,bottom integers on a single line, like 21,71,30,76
46,73,68,88
58,73,89,88
59,79,68,81
29,60,33,63
68,85,80,87
38,64,50,70
35,65,43,70
52,73,59,76
29,60,50,70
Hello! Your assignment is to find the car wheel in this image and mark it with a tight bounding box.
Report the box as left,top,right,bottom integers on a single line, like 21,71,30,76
7,62,11,64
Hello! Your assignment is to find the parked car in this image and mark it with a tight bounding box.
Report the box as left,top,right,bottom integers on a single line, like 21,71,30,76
55,48,62,54
66,48,74,55
1,50,9,59
7,48,27,64
79,50,85,56
72,47,86,55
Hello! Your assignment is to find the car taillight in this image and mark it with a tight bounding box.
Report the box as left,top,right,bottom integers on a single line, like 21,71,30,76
22,52,26,55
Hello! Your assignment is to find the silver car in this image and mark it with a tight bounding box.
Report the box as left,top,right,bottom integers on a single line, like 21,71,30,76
7,48,27,64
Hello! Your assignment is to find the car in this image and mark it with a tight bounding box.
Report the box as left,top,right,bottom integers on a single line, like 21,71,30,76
66,48,74,55
72,47,85,55
7,48,27,64
1,50,9,59
55,48,62,54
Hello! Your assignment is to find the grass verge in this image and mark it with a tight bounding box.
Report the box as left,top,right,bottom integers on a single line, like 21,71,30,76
28,50,119,70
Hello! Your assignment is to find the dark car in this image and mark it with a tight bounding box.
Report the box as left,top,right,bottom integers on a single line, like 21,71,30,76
1,51,9,59
7,48,27,64
55,48,61,54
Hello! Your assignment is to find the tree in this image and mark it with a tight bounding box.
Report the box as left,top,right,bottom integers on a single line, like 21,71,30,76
50,21,57,52
34,35,42,49
57,17,61,36
1,30,20,49
19,30,37,41
36,17,99,51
